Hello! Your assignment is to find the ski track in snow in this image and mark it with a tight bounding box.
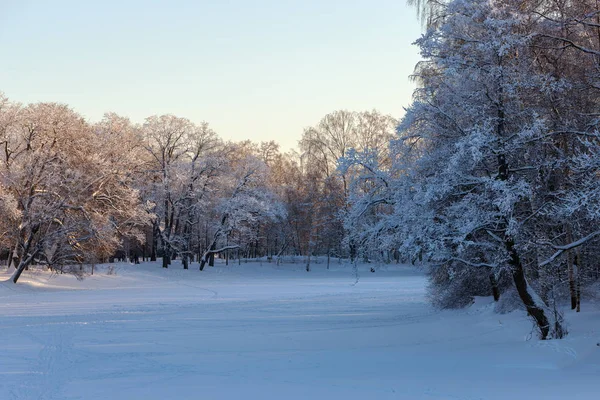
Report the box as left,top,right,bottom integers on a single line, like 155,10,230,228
1,261,599,400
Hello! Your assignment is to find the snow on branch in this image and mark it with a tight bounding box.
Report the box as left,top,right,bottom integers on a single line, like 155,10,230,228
205,245,240,255
539,230,600,267
485,229,504,244
450,258,497,269
537,33,600,57
357,198,390,218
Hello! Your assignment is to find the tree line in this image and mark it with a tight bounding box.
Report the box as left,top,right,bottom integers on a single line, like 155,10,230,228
0,96,396,282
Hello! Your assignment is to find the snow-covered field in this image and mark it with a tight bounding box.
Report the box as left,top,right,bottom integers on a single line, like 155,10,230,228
1,260,598,400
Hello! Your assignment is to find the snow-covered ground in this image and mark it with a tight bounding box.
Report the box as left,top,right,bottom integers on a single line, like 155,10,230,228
1,260,598,400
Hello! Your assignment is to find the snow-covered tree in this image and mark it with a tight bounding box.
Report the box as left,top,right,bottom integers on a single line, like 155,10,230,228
141,115,222,268
346,0,600,339
199,151,285,270
0,100,147,283
299,110,397,262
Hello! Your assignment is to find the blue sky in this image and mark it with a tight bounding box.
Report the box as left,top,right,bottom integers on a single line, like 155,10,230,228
0,0,422,151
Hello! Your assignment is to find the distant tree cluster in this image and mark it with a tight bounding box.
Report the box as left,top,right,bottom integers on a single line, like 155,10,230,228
0,100,147,283
0,100,288,280
344,0,600,339
0,92,397,281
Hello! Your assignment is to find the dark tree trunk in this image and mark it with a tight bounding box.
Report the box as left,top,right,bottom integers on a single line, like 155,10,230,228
574,250,581,313
569,257,577,310
497,153,554,339
11,225,40,284
200,242,216,271
506,238,550,340
12,260,29,284
489,273,500,302
151,223,158,262
566,227,577,310
12,242,21,270
7,247,13,269
349,242,357,262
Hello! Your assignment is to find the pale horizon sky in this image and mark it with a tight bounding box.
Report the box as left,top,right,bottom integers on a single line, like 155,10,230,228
0,0,423,152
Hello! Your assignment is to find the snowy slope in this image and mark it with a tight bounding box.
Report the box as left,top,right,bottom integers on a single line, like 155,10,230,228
1,261,598,400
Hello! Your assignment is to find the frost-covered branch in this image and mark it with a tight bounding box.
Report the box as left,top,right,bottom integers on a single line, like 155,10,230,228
538,230,600,267
450,258,497,269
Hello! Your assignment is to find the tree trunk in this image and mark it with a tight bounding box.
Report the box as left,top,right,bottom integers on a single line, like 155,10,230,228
276,239,288,266
12,259,30,284
574,249,582,313
7,247,13,269
199,241,216,271
349,241,357,262
506,238,550,339
497,152,555,339
568,255,577,310
162,250,170,268
11,226,40,284
489,272,500,302
151,223,158,262
12,241,21,270
566,226,577,309
199,244,241,271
